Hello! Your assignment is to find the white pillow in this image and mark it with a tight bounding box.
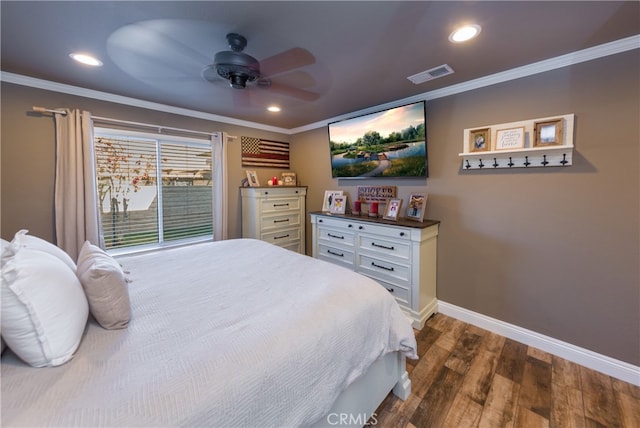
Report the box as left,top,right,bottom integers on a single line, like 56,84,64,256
4,230,76,272
1,247,88,367
77,241,131,330
1,238,10,259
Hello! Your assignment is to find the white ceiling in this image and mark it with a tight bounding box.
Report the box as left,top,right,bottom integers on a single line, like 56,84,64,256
1,1,639,130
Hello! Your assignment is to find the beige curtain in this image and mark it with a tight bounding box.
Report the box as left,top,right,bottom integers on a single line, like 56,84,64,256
54,109,101,259
212,132,228,241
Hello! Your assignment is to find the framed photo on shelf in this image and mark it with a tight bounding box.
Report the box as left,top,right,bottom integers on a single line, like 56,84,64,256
281,171,297,186
329,195,347,214
383,198,403,221
469,128,491,152
406,194,427,222
534,118,563,147
495,126,525,150
245,170,260,187
322,190,343,212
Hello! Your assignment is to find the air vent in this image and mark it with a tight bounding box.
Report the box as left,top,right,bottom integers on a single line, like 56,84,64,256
407,64,454,84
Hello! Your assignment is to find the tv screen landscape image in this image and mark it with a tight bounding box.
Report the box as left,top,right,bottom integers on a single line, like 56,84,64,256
329,101,427,178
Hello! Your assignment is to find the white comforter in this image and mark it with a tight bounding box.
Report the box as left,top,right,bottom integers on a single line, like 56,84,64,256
1,239,416,427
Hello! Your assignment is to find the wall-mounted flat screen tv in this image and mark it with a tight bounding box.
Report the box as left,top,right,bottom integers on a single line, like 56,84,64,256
328,101,427,178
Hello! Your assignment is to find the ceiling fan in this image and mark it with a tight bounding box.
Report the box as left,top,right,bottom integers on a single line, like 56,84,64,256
201,33,319,101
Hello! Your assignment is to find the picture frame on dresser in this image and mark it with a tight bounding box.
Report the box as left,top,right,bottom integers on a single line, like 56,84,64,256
406,194,427,222
281,171,297,186
329,195,347,214
383,198,402,221
245,170,260,187
322,190,343,212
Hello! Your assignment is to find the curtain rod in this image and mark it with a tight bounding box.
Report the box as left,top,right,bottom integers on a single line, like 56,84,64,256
31,106,237,140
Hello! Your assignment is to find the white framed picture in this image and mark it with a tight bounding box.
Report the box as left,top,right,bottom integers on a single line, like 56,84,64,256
406,194,427,222
322,190,343,212
329,195,347,214
383,198,402,221
245,170,260,187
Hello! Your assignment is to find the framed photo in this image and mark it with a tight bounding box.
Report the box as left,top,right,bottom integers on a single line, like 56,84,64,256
406,194,427,222
534,118,563,147
322,190,343,212
383,198,403,221
469,128,490,152
329,195,347,214
281,171,297,186
245,170,260,187
495,126,525,150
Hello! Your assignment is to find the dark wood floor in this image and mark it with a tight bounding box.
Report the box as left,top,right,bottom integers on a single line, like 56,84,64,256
373,313,640,428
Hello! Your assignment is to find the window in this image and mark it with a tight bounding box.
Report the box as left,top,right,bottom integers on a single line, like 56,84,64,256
94,128,213,251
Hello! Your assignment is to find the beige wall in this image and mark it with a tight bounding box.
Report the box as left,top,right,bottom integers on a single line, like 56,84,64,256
2,50,638,366
292,50,640,366
0,83,290,242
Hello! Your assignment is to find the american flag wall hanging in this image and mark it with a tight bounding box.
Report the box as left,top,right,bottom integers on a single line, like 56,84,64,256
241,137,290,168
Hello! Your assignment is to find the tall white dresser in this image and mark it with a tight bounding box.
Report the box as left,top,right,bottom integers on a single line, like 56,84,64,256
241,187,307,254
310,212,439,329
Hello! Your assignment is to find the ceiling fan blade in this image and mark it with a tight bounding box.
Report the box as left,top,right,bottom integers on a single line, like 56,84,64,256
259,47,316,77
270,70,316,89
267,81,320,102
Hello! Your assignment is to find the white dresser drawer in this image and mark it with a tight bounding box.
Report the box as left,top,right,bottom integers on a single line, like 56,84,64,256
261,227,300,245
261,197,301,213
358,254,410,285
317,243,355,268
351,222,411,241
358,234,410,261
317,227,356,247
376,278,410,306
278,240,302,253
261,212,301,231
315,216,360,232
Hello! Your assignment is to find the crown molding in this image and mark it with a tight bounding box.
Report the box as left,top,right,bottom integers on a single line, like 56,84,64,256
290,34,640,134
2,35,638,135
0,72,290,135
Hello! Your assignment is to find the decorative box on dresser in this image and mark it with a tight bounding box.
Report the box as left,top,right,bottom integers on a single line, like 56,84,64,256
310,212,439,329
241,186,307,254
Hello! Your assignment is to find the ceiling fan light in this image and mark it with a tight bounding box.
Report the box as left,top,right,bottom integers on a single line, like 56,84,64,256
449,24,481,43
229,73,248,89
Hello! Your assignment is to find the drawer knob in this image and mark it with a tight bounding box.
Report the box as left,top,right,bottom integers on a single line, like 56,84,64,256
319,219,323,223
386,287,394,293
400,232,405,237
348,224,353,228
359,226,364,230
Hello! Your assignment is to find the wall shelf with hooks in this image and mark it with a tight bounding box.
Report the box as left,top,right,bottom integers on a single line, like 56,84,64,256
459,114,575,170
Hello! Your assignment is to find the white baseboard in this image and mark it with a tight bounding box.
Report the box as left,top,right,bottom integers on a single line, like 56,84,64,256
437,301,640,386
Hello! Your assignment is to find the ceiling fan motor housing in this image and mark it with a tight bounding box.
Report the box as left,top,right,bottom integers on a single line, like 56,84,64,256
212,32,262,89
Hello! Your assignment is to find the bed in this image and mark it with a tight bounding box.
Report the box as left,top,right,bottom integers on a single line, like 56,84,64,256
1,238,417,427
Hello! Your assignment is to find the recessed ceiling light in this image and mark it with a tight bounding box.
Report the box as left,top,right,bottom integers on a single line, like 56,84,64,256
69,52,103,66
449,24,481,43
267,106,281,112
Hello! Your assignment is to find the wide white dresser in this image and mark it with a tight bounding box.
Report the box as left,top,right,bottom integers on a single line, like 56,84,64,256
241,186,307,254
310,212,439,329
